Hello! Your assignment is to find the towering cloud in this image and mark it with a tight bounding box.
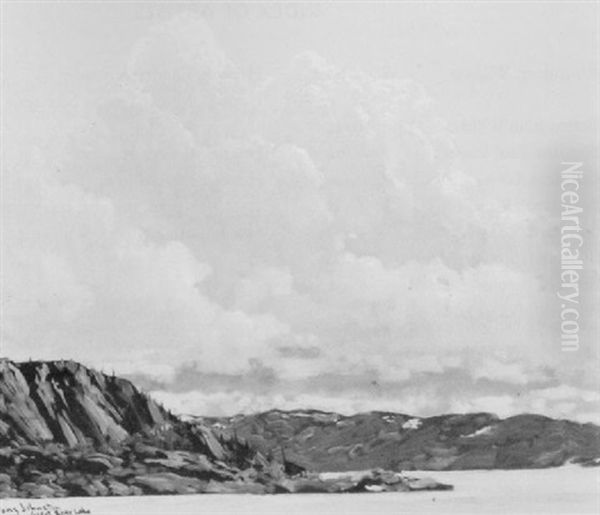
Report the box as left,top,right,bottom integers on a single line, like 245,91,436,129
2,13,597,422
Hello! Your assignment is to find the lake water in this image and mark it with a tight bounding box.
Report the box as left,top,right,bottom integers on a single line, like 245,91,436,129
1,466,598,515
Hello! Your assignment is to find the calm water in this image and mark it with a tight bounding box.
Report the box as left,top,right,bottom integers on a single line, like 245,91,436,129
1,467,598,515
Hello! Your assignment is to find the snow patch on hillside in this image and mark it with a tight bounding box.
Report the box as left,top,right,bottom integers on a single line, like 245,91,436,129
402,418,422,430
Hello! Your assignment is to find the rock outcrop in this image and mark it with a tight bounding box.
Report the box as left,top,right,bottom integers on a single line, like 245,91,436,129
0,359,172,447
0,359,272,498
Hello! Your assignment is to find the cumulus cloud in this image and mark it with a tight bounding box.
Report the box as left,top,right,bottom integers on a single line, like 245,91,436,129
2,150,289,377
127,14,247,144
3,12,597,423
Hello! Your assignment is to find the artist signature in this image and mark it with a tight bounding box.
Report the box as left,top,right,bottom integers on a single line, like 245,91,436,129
0,502,91,515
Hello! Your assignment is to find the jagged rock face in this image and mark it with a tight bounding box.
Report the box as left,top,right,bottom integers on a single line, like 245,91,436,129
195,409,600,471
0,359,173,447
0,359,285,498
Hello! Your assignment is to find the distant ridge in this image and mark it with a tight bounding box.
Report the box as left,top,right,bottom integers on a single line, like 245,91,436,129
192,408,600,471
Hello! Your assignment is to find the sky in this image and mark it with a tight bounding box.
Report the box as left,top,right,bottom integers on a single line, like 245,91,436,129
2,1,599,422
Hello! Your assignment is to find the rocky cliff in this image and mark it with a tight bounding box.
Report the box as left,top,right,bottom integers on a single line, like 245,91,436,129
0,359,270,497
0,359,174,447
194,409,600,472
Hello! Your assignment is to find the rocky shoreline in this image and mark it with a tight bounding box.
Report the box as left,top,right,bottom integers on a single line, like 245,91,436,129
0,443,452,498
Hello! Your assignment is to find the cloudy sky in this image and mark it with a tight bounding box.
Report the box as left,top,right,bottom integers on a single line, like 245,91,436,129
2,2,599,422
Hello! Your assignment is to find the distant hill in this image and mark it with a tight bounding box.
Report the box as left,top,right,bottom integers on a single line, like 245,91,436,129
192,408,600,472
